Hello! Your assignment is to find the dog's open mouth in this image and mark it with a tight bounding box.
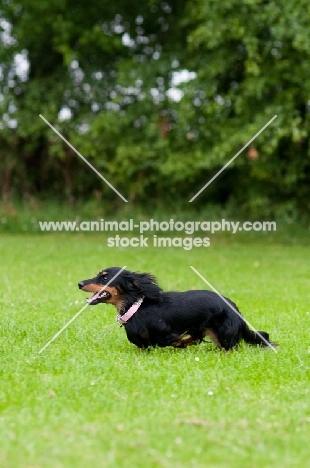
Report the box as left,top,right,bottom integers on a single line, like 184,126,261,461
87,290,111,305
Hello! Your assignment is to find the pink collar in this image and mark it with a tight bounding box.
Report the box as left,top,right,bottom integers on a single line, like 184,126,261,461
116,297,144,326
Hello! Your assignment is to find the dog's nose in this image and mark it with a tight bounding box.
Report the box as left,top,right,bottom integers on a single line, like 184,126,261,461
78,281,85,289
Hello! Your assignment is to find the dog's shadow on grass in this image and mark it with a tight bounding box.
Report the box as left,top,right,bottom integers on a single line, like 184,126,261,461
129,340,270,357
131,340,222,355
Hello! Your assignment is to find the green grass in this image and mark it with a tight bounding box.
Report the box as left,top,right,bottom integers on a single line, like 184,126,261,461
1,233,310,467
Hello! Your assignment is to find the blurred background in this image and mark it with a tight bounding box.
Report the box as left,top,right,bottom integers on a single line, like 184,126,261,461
0,0,309,226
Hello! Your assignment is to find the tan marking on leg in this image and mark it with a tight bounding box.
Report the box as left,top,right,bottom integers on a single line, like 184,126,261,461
141,331,150,341
204,328,223,349
172,333,200,348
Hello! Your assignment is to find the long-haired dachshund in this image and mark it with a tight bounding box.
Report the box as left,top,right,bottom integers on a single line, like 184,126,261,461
78,267,273,350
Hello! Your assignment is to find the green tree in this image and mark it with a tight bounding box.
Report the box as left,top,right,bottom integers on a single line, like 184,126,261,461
174,0,310,216
1,0,310,217
0,0,186,202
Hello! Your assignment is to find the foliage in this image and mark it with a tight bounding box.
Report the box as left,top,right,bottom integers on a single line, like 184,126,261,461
179,0,310,212
0,0,310,216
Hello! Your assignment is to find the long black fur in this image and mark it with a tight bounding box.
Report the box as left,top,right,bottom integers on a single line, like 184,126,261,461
78,267,274,350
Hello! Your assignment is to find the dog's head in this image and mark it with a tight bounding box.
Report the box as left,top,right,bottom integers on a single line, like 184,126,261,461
78,267,162,310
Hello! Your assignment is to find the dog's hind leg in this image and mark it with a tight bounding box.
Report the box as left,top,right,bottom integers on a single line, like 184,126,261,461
203,328,223,349
210,320,242,350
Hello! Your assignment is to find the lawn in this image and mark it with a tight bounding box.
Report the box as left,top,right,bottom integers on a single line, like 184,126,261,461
0,233,309,468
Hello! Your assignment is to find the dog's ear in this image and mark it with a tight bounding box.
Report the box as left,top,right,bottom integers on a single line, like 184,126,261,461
132,273,156,289
134,272,163,301
122,272,162,301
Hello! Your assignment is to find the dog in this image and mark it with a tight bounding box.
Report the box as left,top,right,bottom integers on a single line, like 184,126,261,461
78,267,274,350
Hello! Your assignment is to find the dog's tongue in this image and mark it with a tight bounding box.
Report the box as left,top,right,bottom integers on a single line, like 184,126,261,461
87,291,102,304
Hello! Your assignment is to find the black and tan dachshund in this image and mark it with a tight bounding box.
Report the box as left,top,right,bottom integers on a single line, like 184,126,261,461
78,267,273,350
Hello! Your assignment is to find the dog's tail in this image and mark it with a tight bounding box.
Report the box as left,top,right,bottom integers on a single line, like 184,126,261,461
242,323,273,347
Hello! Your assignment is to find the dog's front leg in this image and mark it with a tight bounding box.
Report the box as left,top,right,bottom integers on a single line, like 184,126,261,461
169,332,199,348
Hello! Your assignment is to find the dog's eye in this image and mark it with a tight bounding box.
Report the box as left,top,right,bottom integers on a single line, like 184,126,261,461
98,271,108,281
